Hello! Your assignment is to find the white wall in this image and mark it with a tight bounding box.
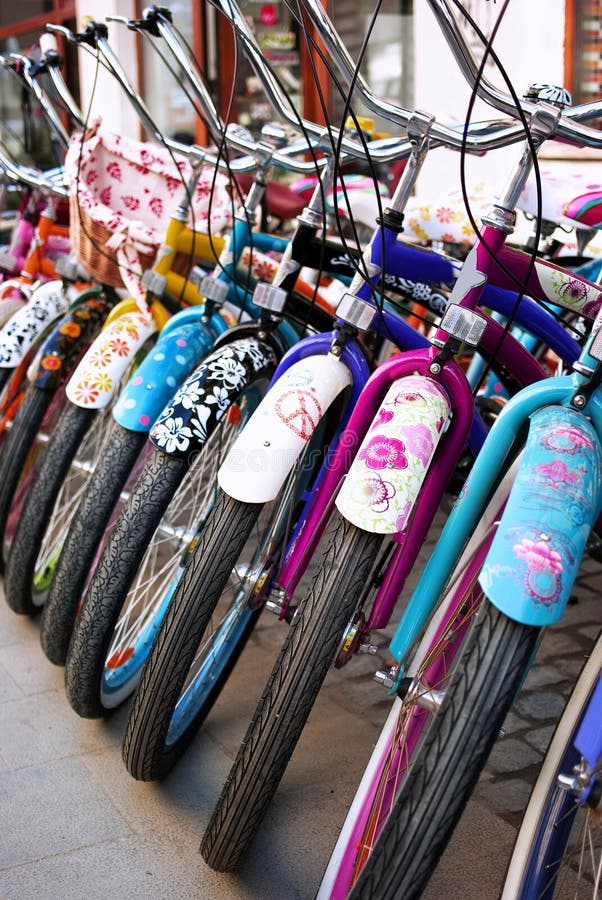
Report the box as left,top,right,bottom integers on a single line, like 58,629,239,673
412,0,570,201
74,0,139,138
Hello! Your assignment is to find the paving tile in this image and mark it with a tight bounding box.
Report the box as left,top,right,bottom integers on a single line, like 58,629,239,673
0,638,63,697
0,757,131,869
0,662,21,703
0,605,37,648
477,777,533,814
487,737,542,774
0,691,128,770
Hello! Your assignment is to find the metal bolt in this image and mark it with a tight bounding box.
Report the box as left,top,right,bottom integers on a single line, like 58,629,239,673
574,394,586,408
429,362,441,375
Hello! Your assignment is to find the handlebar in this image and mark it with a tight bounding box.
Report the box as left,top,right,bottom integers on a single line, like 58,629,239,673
0,144,68,197
298,0,602,152
425,0,602,148
34,32,87,130
0,53,71,150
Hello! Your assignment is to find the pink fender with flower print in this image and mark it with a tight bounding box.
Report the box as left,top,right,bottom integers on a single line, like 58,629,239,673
479,405,602,626
335,375,451,533
218,353,353,503
66,307,156,409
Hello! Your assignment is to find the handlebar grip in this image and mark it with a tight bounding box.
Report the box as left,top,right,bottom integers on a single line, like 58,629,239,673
40,33,59,55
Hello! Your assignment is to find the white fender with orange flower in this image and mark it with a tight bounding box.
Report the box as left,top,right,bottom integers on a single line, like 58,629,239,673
66,308,156,409
335,375,451,533
218,353,354,503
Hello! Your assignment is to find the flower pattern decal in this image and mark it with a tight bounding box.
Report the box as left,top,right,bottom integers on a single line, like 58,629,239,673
66,311,155,408
362,474,396,513
359,436,408,470
513,537,563,574
336,375,450,532
150,337,276,457
152,416,194,453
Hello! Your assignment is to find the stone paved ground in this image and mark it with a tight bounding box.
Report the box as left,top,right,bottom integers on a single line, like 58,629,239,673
0,519,599,900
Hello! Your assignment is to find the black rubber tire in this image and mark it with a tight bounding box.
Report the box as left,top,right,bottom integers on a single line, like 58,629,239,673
501,629,602,899
64,447,189,718
0,366,12,398
122,491,263,781
201,514,383,872
64,368,269,720
0,384,61,571
40,422,147,664
348,602,540,900
4,402,95,614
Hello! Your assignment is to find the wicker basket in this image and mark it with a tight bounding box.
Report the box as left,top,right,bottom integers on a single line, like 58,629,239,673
65,120,232,295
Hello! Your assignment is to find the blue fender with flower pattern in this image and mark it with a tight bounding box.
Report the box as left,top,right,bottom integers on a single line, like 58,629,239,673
112,318,218,432
149,336,279,455
479,405,602,626
335,375,451,533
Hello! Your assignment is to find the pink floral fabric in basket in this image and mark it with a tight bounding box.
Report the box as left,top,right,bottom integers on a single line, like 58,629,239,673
64,119,233,306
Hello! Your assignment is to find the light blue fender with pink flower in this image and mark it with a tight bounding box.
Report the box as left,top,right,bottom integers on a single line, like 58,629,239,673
335,375,451,533
479,405,602,626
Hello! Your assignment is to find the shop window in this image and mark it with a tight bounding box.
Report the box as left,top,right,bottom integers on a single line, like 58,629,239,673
331,0,414,136
571,0,602,104
139,1,199,145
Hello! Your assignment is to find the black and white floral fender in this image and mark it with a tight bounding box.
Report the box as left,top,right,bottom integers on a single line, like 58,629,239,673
149,337,278,458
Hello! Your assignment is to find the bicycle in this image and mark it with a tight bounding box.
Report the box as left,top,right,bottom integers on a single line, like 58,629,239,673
2,12,345,631
193,0,602,876
104,0,599,794
501,627,602,898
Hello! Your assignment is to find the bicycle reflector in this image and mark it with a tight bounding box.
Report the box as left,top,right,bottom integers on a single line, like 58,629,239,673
588,325,602,362
252,282,288,313
198,274,229,304
439,304,487,347
336,293,375,331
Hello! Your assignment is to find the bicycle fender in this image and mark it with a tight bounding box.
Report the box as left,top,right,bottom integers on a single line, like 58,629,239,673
32,296,113,391
218,353,353,503
479,406,602,626
66,311,157,409
335,375,451,533
112,321,215,431
0,280,73,368
149,336,278,456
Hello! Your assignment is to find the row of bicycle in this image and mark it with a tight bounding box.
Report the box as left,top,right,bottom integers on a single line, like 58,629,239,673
0,1,600,897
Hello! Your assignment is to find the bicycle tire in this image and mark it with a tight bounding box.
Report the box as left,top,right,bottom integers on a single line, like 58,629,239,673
4,402,96,614
501,630,602,900
64,375,268,719
200,514,384,872
0,384,64,571
40,422,147,664
122,491,264,781
316,520,498,898
348,601,540,900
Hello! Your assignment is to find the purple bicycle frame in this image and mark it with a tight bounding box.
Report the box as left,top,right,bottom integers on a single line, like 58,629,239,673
271,223,602,628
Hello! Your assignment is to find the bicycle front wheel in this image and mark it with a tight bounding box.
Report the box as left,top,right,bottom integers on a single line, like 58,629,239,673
502,630,602,900
64,376,268,719
40,421,148,664
201,514,385,872
4,401,96,615
348,600,540,900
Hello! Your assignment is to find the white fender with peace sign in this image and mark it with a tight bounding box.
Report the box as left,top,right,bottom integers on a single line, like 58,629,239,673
217,353,353,503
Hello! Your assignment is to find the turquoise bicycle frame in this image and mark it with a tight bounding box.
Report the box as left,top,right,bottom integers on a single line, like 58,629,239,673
390,367,602,667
